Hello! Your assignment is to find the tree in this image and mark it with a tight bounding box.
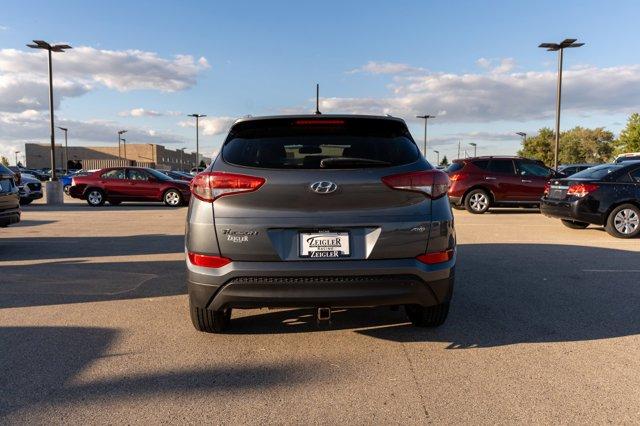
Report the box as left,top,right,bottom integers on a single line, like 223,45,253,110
614,113,640,155
0,156,8,167
518,126,615,166
439,155,449,167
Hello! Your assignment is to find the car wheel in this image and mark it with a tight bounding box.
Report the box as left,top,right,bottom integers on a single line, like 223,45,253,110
405,303,449,327
109,200,121,206
163,189,182,207
63,184,70,195
464,189,491,214
605,204,640,238
190,302,231,333
19,198,33,206
86,189,105,207
561,219,589,229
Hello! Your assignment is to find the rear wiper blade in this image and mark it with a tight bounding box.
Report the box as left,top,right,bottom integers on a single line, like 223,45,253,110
320,157,391,168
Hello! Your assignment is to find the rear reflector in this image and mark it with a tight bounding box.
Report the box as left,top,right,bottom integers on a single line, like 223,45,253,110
190,172,265,202
543,182,550,196
382,170,450,199
188,252,231,268
416,249,454,264
566,183,598,197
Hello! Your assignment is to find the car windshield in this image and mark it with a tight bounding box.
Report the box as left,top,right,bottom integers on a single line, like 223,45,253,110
145,168,172,181
570,164,623,180
222,118,421,169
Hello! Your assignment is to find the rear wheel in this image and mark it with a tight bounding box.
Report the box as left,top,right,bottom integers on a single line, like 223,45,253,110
605,204,640,238
405,303,449,327
86,189,105,206
190,301,231,333
464,189,490,214
561,219,589,229
63,184,71,194
163,189,183,207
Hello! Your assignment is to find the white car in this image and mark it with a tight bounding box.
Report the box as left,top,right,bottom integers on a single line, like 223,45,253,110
18,173,44,205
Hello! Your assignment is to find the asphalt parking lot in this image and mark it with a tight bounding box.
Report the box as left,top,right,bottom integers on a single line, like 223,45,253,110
1,199,639,424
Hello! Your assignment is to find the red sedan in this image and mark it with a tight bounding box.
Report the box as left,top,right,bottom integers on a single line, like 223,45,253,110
69,167,191,207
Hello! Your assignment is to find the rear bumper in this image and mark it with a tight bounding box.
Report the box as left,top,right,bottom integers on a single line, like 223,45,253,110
540,197,604,225
187,257,455,310
0,208,20,226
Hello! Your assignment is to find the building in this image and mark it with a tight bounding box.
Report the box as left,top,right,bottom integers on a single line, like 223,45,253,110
24,143,211,171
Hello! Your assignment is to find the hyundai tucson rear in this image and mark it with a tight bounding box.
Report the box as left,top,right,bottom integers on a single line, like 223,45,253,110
185,115,455,332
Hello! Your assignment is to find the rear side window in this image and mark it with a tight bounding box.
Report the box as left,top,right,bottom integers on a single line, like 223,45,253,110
222,118,421,169
627,168,640,183
445,162,464,173
516,161,552,177
471,160,489,170
571,164,623,180
488,160,515,174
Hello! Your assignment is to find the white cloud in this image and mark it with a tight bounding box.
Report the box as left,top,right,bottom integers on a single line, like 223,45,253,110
323,64,640,122
0,25,8,31
179,116,236,136
119,108,164,117
0,46,210,114
347,61,426,75
475,57,516,74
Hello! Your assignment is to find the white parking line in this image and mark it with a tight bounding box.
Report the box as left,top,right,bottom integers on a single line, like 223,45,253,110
582,269,640,273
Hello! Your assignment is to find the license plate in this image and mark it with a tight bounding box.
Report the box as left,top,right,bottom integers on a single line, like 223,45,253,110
299,232,350,258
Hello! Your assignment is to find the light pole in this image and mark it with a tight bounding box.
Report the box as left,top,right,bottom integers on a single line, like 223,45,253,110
539,38,584,170
188,114,206,169
121,138,127,161
433,150,440,165
57,127,68,171
469,142,477,157
27,40,72,181
516,131,527,146
14,151,20,166
416,115,435,157
117,130,127,162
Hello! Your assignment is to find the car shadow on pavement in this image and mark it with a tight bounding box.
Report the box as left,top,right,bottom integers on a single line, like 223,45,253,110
0,234,184,261
11,219,58,227
0,326,324,419
227,244,640,348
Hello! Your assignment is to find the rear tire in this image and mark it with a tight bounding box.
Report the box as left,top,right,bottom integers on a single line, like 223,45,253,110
464,189,491,214
605,204,640,238
86,189,105,206
190,302,231,333
561,219,589,229
63,184,70,195
163,189,183,207
405,303,449,327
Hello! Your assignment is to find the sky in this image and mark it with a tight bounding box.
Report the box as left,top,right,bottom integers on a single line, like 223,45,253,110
1,0,640,165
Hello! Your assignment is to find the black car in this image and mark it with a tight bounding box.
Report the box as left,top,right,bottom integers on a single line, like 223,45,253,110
0,164,21,228
540,161,640,238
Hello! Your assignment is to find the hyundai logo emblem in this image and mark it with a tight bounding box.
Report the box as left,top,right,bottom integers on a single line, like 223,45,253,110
310,181,338,194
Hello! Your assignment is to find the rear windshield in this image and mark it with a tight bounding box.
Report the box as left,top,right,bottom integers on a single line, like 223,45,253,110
570,164,623,180
222,118,421,169
445,162,464,173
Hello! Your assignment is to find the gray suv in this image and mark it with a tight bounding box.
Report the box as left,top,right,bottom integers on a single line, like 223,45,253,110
185,115,456,332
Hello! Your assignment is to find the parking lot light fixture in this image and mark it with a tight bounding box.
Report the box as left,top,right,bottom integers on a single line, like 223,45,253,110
469,142,477,157
26,40,72,181
118,130,127,161
188,114,206,168
416,115,436,157
538,38,584,170
516,131,527,145
434,150,440,165
57,127,68,171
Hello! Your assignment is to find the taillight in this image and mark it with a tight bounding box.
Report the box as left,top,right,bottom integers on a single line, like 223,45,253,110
188,252,231,268
543,182,550,196
449,173,467,182
381,170,450,199
416,249,454,264
566,183,598,197
190,172,265,202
